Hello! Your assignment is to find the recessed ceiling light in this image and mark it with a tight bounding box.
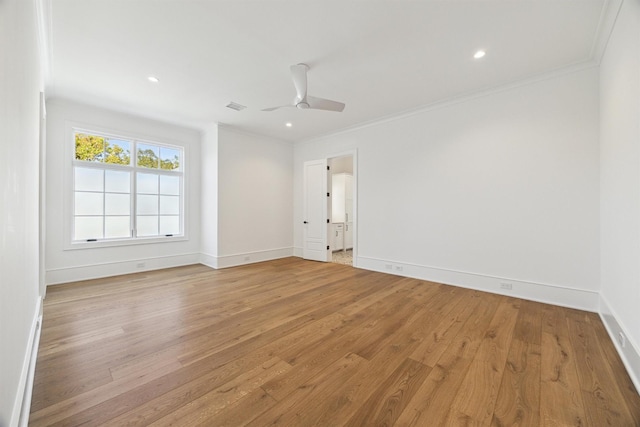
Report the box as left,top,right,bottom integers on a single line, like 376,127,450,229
285,122,292,128
473,50,486,59
147,76,159,83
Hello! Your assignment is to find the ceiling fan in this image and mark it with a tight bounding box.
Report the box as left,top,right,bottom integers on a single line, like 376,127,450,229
262,63,345,112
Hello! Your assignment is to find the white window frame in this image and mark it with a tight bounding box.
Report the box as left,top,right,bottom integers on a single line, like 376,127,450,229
64,123,189,250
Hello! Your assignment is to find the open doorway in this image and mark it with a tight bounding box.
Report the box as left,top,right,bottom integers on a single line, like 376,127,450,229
329,155,354,266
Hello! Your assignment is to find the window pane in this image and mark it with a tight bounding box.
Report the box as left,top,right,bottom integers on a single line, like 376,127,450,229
137,194,158,215
137,216,158,237
105,138,131,165
160,175,180,195
105,193,130,215
75,133,105,162
160,216,180,235
159,147,180,171
137,143,159,169
75,167,103,192
72,131,184,245
75,217,103,240
75,192,103,215
105,170,130,193
137,172,158,194
159,195,179,215
105,216,130,238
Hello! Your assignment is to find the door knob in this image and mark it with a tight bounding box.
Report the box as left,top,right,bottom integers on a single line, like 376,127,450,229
303,221,308,224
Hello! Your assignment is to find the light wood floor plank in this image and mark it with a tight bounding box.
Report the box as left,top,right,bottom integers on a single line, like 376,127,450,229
585,312,640,425
30,258,640,426
262,292,421,401
408,290,483,366
396,293,502,426
491,300,544,427
247,352,369,426
444,298,521,426
148,357,291,427
344,358,431,427
201,387,277,427
281,292,444,426
540,305,589,426
565,310,635,425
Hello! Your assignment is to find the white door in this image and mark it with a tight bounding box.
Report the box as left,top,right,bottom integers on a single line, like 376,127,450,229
303,159,330,262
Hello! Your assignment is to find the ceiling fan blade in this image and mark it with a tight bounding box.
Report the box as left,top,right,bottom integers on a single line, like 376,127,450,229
261,105,293,112
290,63,309,101
307,95,345,112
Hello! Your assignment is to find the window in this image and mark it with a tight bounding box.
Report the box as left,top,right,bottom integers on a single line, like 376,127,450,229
72,130,184,243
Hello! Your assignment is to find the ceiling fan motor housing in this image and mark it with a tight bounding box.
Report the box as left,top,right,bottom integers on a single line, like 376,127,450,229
262,63,345,112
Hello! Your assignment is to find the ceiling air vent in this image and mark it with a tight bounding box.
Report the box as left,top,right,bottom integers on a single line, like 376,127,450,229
226,102,246,111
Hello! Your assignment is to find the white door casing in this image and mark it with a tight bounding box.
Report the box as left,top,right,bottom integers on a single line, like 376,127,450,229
303,159,330,262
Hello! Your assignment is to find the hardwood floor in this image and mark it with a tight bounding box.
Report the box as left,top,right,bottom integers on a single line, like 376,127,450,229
30,258,640,426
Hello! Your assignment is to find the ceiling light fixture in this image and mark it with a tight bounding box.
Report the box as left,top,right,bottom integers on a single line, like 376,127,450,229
285,122,292,128
473,50,486,59
147,76,159,83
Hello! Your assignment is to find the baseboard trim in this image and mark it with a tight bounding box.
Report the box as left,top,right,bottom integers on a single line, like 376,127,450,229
598,295,640,394
200,247,294,269
46,253,201,285
11,297,42,427
293,246,303,258
199,252,219,269
357,256,599,312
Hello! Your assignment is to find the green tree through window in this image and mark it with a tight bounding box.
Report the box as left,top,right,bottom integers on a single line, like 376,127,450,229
137,148,159,169
75,133,130,165
136,145,180,170
160,155,180,170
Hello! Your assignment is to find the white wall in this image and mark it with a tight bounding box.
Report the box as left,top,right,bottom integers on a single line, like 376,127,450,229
45,99,202,284
295,67,600,310
200,123,219,266
599,0,640,391
0,0,43,424
213,126,293,268
330,155,353,174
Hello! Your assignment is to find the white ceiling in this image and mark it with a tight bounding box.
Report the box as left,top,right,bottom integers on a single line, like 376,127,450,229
47,0,606,142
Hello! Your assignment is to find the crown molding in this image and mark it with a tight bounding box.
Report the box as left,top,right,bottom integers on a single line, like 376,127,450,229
298,60,598,146
590,0,624,64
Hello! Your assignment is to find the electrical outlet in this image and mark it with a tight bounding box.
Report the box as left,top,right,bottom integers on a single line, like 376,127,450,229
500,282,512,290
394,265,403,272
385,264,393,270
619,332,626,348
136,262,145,268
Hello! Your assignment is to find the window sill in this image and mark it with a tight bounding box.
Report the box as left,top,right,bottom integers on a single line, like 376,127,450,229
65,235,187,251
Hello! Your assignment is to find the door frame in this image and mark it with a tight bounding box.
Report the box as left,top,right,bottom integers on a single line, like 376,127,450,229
301,149,358,265
327,149,358,267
